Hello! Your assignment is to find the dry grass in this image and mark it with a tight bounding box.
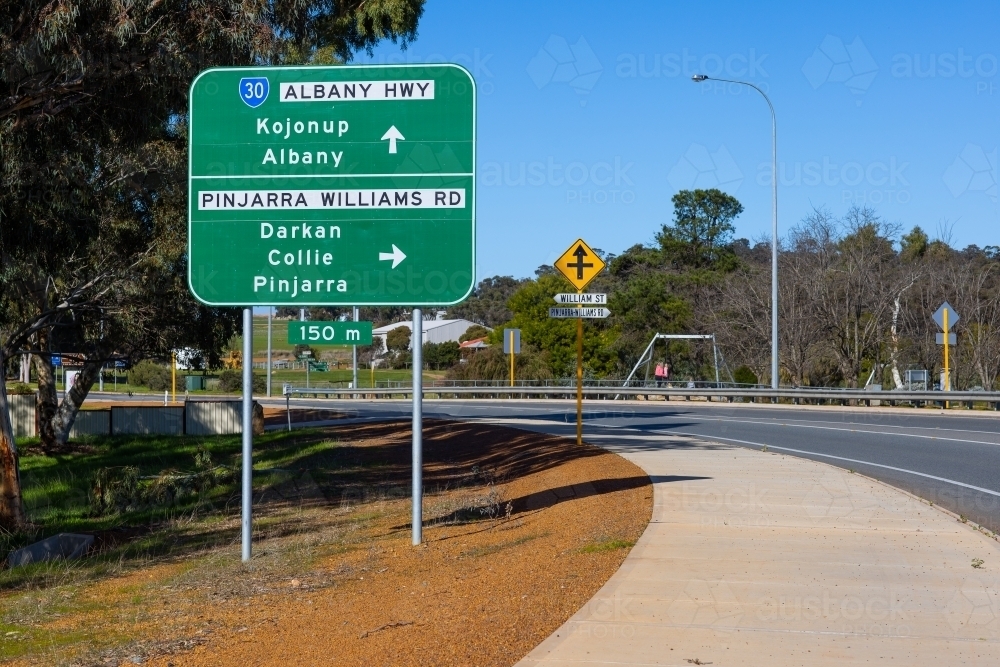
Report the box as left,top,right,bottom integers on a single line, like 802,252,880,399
1,420,652,667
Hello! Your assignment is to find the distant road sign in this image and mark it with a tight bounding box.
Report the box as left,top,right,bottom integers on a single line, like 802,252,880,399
287,321,373,345
503,328,521,354
554,239,606,291
549,307,611,319
51,355,62,367
936,332,957,345
554,293,606,305
188,64,476,307
933,302,960,330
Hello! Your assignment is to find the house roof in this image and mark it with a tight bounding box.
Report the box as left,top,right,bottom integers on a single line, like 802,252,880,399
372,319,487,335
459,337,489,349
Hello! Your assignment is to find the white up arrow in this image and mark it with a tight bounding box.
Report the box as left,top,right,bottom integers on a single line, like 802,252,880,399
378,244,406,269
380,125,405,154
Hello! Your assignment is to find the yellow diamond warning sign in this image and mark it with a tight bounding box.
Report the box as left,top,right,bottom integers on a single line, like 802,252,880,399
554,238,606,291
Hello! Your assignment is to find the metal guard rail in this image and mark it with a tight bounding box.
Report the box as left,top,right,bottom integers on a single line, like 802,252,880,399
283,385,1000,407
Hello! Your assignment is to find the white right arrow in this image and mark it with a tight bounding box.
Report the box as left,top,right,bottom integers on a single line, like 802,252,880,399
380,125,405,154
379,244,406,269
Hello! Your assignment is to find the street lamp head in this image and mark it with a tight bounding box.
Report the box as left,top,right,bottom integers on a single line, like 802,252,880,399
691,74,709,82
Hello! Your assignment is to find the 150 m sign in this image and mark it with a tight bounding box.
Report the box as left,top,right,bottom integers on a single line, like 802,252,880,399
287,321,373,345
188,64,476,307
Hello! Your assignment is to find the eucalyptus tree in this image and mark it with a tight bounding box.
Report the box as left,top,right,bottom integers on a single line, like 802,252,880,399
0,0,425,529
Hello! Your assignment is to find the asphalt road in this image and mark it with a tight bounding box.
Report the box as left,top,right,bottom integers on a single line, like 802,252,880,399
252,397,1000,534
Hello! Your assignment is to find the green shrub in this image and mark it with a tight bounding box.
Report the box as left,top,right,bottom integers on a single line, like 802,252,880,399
423,341,461,369
5,381,34,395
129,360,171,391
459,325,490,343
218,369,265,393
446,345,552,382
733,365,759,386
386,326,411,352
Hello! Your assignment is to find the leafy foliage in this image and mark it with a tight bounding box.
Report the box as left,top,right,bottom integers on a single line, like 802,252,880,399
218,370,266,393
448,276,529,327
447,346,553,382
386,326,411,352
423,341,461,370
460,325,491,343
128,360,171,391
657,189,743,270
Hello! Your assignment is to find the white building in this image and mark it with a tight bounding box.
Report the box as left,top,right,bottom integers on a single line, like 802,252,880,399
373,318,484,351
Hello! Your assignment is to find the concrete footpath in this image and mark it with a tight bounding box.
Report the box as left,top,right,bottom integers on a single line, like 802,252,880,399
514,425,1000,666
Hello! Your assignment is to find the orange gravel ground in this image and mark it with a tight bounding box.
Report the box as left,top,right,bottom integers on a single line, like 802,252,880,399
5,421,652,666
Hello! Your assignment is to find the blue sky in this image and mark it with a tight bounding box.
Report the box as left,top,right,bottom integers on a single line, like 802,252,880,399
357,0,1000,280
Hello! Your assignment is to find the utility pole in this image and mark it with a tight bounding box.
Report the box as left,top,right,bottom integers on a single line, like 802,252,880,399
692,74,779,388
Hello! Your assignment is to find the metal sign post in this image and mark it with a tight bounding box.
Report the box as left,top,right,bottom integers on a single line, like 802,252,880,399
576,305,583,446
412,308,423,545
933,301,960,396
241,308,253,562
352,306,359,393
551,239,607,446
510,331,515,387
503,328,521,387
266,307,273,397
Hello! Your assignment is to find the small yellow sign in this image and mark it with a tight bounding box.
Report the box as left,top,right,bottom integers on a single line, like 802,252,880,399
554,238,606,291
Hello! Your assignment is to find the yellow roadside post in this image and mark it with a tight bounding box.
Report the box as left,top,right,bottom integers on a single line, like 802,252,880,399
576,295,583,446
933,301,959,409
551,239,608,446
171,350,176,403
943,308,950,393
509,329,515,388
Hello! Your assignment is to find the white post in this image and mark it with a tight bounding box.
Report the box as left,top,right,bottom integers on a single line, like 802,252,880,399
412,308,423,545
266,307,273,397
353,306,359,392
241,308,253,562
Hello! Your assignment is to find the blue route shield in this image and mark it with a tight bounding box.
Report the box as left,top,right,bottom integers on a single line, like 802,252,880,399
239,77,269,108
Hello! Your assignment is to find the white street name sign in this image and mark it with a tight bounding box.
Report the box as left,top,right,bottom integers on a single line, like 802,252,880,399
549,307,611,319
554,293,607,305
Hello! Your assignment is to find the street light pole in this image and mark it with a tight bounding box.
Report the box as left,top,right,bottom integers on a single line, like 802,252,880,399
692,74,778,389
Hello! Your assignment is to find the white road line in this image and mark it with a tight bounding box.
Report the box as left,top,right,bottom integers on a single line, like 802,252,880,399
629,413,1000,446
648,428,1000,498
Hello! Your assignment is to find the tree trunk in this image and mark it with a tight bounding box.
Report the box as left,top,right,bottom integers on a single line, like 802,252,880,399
34,344,104,450
33,353,59,451
50,360,103,446
890,294,904,389
19,354,30,383
0,348,26,530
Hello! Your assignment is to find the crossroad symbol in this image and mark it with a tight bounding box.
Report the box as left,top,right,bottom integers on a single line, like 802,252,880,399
932,301,960,331
554,238,606,291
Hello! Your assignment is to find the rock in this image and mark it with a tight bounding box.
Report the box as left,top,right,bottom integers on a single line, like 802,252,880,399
252,401,265,435
6,533,95,568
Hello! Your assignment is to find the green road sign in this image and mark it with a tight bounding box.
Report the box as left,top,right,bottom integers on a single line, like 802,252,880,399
188,64,476,307
287,321,373,346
